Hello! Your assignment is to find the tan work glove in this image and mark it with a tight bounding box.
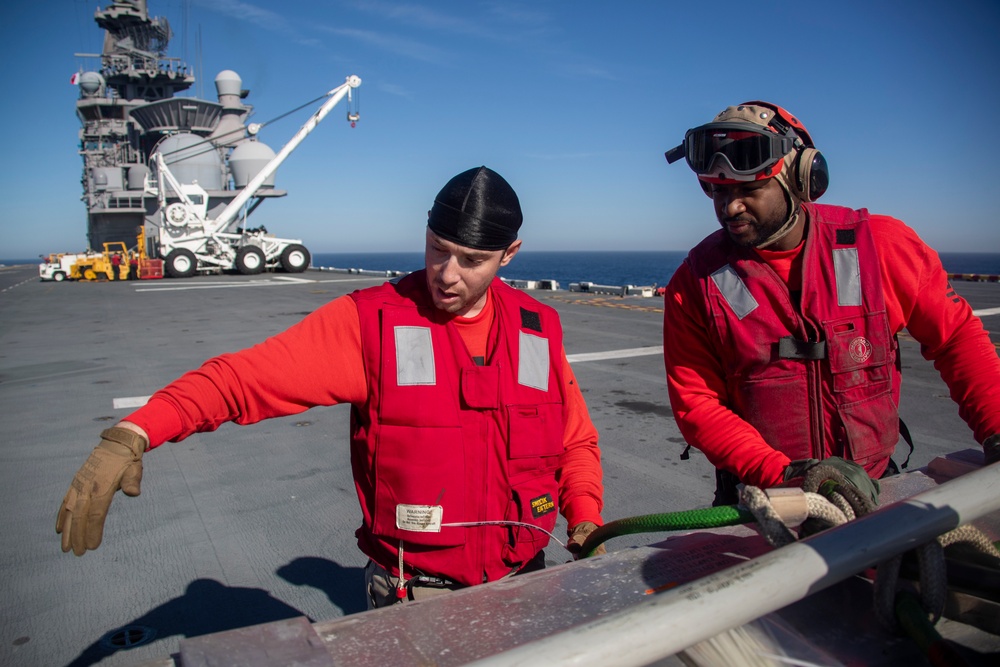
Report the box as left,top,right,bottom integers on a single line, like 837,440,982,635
566,521,606,559
56,426,147,556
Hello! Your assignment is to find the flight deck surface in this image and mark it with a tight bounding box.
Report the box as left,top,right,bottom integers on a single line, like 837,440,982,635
1,265,998,666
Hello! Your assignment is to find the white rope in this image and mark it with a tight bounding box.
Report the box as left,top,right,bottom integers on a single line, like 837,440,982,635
740,487,797,547
741,487,852,548
441,521,567,548
940,524,1000,557
744,484,949,632
820,490,856,522
804,493,850,528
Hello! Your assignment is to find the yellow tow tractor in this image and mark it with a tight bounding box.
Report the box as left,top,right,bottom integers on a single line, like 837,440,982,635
134,227,163,279
70,242,131,281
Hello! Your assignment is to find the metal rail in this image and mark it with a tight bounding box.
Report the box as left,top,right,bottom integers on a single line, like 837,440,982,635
469,462,1000,666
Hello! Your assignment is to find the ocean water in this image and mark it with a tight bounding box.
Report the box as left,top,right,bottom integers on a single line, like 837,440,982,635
311,251,1000,288
937,253,1000,275
313,251,685,288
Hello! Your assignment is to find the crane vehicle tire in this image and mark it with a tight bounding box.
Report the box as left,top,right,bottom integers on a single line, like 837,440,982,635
236,246,266,275
165,249,198,278
280,244,311,273
53,272,66,282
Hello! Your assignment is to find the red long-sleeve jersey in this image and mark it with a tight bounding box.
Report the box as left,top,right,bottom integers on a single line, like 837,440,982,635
664,213,1000,488
126,287,603,528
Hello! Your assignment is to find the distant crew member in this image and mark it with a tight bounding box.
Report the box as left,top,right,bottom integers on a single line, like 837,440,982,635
662,101,1000,505
56,166,605,608
110,252,122,281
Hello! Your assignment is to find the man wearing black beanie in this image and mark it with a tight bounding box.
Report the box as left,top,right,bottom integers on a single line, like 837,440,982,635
58,166,606,609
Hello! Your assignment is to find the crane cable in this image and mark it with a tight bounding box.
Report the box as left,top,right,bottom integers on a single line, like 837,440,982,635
156,90,337,164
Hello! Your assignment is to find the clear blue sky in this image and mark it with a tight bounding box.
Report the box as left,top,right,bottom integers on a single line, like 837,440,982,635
2,0,999,259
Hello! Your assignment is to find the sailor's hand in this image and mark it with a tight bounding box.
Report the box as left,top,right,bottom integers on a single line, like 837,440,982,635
785,456,879,507
984,434,1000,466
56,426,147,556
783,458,821,482
567,521,605,558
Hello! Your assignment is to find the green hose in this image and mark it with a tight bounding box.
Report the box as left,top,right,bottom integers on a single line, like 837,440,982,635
579,505,757,558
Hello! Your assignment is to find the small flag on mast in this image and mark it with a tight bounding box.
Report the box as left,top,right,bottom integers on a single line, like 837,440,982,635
70,72,80,85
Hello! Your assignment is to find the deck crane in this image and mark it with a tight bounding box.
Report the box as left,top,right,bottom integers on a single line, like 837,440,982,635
148,75,361,277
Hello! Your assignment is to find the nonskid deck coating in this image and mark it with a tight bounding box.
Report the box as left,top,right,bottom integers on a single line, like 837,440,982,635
1,264,998,666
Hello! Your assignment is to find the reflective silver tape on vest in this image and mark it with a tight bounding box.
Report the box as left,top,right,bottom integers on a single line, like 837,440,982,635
711,264,758,320
518,331,550,391
394,326,436,385
833,247,862,307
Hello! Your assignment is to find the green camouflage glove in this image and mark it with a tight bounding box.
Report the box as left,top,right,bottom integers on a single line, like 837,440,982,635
56,426,147,556
785,456,880,506
783,458,822,482
821,456,880,505
567,521,606,558
984,434,1000,466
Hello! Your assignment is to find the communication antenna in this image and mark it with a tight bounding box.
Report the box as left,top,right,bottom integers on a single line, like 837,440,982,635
196,24,203,100
181,0,188,65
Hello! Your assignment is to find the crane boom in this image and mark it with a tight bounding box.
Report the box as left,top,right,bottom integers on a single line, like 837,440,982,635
208,75,362,234
146,74,362,278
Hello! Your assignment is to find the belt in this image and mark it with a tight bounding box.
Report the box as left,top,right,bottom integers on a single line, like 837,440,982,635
408,574,464,591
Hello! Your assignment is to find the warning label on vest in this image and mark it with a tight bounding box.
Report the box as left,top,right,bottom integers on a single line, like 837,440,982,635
530,493,555,518
396,504,444,532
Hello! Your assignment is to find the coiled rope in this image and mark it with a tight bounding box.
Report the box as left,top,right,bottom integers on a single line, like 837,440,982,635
577,462,1000,665
579,461,873,557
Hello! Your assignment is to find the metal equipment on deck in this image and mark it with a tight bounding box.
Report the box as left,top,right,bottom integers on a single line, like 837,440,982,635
71,1,358,275
134,452,1000,667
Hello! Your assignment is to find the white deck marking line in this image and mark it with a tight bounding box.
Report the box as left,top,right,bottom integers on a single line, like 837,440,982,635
134,277,377,292
567,346,663,363
312,278,392,284
271,276,315,283
110,306,997,406
113,396,151,409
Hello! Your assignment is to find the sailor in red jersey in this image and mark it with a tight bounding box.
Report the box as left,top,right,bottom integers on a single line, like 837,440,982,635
663,102,1000,505
57,167,604,607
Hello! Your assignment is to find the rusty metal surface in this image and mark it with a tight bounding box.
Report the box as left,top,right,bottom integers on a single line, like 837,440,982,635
178,617,334,667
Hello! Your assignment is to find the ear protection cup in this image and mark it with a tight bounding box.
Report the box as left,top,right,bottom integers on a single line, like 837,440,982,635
792,147,829,201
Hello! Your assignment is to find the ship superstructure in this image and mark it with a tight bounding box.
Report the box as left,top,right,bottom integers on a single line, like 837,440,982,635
74,0,285,255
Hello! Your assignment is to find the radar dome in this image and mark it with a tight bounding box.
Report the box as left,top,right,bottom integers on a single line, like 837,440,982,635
230,141,277,188
215,70,243,98
79,71,105,97
152,133,224,190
